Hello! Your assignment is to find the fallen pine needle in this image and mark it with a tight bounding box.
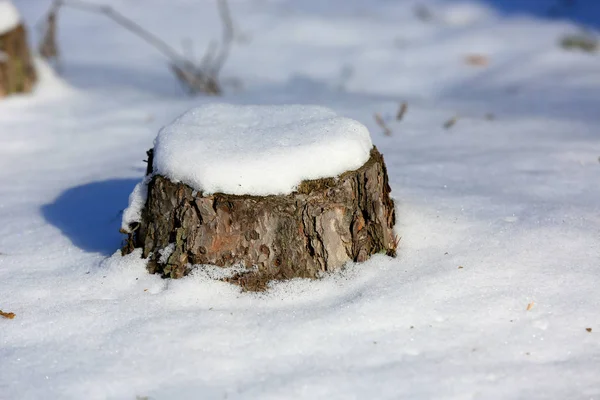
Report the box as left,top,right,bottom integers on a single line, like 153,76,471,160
0,310,16,319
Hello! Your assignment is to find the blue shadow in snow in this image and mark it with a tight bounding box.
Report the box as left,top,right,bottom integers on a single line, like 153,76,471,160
471,0,600,29
42,179,140,255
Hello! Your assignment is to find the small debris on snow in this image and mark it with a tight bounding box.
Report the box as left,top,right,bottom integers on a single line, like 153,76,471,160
153,104,372,196
586,328,592,333
414,4,434,22
0,310,16,319
526,302,535,311
191,263,257,281
444,116,458,129
560,33,598,53
464,54,489,67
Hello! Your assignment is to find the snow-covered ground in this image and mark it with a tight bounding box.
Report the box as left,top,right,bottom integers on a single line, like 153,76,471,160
1,0,599,399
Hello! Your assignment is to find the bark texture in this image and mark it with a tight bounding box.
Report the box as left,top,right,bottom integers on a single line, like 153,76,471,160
0,24,37,97
123,146,396,290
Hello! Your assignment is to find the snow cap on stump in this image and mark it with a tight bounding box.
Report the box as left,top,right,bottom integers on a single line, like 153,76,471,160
152,103,373,196
0,1,20,35
122,103,396,290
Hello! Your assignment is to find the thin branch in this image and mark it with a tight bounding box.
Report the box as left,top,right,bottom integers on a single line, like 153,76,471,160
37,0,239,95
52,0,184,63
210,0,234,75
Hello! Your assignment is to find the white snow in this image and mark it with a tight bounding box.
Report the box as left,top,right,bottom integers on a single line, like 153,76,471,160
121,175,149,231
0,0,20,35
153,104,372,195
1,0,600,399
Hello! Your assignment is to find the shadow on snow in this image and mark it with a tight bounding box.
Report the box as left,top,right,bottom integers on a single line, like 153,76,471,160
42,179,139,255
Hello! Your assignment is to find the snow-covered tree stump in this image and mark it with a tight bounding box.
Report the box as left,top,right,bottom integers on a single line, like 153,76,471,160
121,105,396,290
0,2,37,97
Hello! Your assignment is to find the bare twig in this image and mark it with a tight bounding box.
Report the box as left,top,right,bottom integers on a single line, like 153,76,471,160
396,102,408,121
210,0,234,75
37,0,239,95
38,6,60,63
374,113,392,136
200,40,219,71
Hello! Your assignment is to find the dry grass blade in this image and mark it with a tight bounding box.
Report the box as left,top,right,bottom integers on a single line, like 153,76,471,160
396,102,408,121
526,302,535,311
374,113,392,136
392,235,401,253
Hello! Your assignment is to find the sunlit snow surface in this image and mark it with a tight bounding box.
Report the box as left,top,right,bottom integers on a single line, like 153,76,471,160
1,0,600,399
153,104,372,195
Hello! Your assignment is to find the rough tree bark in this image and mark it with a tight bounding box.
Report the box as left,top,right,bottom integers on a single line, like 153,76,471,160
0,24,37,97
122,146,397,291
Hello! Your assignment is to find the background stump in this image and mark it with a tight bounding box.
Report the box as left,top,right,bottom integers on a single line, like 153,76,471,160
0,24,37,97
123,146,396,290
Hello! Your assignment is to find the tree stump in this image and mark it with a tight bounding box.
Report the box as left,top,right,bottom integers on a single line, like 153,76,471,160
121,104,397,290
122,147,396,290
0,5,37,98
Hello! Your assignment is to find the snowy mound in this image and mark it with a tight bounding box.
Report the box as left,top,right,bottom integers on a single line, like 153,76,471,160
0,1,20,35
152,104,373,196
